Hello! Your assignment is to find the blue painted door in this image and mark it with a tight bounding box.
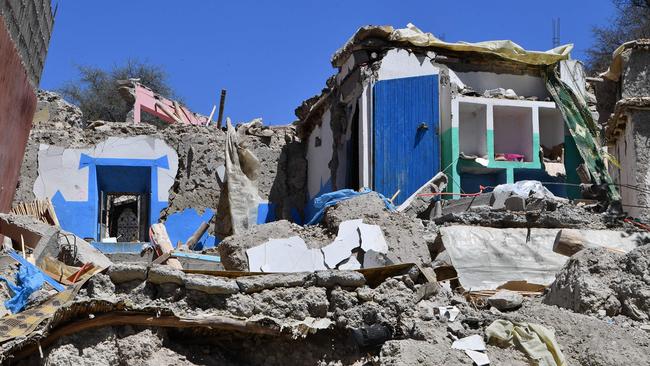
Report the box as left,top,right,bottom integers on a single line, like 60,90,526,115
373,75,439,205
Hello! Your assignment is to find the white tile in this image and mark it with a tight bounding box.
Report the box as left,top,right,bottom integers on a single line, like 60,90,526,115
451,335,486,351
465,350,490,366
338,254,361,270
358,223,388,253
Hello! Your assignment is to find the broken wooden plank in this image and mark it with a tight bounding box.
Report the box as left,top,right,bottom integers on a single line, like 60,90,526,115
185,221,210,251
553,229,626,257
149,224,183,269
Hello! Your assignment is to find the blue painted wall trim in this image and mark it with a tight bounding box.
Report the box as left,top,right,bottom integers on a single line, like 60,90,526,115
165,208,218,250
52,154,171,241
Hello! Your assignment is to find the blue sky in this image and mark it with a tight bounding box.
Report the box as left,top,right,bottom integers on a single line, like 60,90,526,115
41,1,615,125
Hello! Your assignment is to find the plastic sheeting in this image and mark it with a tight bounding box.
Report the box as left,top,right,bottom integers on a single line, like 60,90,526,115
305,189,395,225
601,39,650,81
391,24,573,66
0,263,45,313
333,23,572,67
439,226,638,291
215,119,262,237
486,319,566,366
492,181,560,201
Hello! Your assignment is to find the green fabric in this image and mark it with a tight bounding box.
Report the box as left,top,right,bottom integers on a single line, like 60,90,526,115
544,66,620,201
486,319,566,366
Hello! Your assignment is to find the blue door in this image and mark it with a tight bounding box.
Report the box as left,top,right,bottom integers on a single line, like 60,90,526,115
373,75,439,205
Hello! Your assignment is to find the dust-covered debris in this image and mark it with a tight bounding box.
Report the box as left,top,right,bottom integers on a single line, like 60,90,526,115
544,244,650,320
323,193,435,266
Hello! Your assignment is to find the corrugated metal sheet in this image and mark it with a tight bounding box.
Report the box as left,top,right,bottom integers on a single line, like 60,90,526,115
373,75,439,205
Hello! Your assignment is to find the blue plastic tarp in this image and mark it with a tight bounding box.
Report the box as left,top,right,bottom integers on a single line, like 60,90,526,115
305,188,396,225
0,263,45,314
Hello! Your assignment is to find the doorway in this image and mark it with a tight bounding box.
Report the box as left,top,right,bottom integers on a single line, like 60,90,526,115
96,165,152,242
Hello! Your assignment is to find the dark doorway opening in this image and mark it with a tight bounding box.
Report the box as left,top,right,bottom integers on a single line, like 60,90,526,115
96,165,152,242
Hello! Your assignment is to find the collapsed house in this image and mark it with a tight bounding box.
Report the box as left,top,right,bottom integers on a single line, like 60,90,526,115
597,39,650,220
296,24,616,208
0,21,649,366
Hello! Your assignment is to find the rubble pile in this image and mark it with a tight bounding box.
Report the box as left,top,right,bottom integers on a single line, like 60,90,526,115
545,245,650,320
0,23,649,365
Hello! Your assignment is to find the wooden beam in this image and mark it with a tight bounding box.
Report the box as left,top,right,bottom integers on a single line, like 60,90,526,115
185,221,210,251
149,224,183,269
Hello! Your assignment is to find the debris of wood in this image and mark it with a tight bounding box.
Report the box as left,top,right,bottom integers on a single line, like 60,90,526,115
10,199,59,227
185,221,210,251
149,224,183,269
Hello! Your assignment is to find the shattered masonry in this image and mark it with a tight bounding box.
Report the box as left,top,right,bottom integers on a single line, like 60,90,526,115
0,18,649,366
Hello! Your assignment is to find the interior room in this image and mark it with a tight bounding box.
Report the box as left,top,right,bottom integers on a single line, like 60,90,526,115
459,102,488,158
493,105,534,162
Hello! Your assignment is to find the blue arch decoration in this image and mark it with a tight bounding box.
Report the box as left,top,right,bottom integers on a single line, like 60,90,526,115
52,154,171,240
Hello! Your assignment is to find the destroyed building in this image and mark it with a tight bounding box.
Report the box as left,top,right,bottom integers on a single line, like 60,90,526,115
296,24,608,207
0,18,649,366
598,39,650,220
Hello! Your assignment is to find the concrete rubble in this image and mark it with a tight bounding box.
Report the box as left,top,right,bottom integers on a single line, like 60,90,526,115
0,21,649,366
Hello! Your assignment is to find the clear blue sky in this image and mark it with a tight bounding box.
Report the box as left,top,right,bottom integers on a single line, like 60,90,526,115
41,1,615,125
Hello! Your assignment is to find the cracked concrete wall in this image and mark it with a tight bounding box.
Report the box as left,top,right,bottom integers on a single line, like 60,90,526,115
14,120,307,239
621,47,650,99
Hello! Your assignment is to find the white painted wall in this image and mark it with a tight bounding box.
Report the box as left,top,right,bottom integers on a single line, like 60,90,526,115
454,71,549,99
359,84,372,188
493,105,534,161
539,107,565,149
306,110,334,200
33,136,178,202
459,102,487,157
377,49,437,81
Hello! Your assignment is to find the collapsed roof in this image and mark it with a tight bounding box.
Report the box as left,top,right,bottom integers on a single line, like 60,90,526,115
331,23,574,68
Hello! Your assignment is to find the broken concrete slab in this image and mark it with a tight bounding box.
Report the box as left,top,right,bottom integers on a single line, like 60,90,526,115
487,290,524,311
504,195,526,211
322,219,362,268
0,213,112,269
441,193,493,215
236,272,310,294
184,274,240,295
147,265,186,285
314,270,366,288
217,220,331,271
358,223,388,254
323,194,433,266
107,263,148,284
